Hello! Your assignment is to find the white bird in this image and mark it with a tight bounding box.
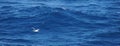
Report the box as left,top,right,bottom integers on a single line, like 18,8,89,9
32,27,39,32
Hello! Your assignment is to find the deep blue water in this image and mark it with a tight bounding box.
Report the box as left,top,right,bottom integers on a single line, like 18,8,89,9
0,0,120,46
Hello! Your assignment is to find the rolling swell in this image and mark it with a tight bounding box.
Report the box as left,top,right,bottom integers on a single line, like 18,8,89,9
0,0,120,46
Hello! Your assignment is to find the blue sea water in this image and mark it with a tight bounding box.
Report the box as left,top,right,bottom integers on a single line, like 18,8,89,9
0,0,120,46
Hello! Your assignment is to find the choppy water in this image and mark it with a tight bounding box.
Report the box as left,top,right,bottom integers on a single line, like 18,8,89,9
0,0,120,46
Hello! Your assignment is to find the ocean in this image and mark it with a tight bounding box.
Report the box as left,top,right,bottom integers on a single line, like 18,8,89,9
0,0,120,46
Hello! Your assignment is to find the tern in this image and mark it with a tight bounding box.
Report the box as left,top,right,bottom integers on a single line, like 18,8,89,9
32,27,39,32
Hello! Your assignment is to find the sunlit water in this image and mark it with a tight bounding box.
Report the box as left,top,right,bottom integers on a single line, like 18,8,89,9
0,0,120,46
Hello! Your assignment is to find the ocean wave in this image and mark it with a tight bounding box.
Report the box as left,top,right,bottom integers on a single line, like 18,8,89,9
0,0,120,46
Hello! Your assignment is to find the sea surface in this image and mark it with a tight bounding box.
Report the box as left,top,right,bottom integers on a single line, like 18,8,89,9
0,0,120,46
